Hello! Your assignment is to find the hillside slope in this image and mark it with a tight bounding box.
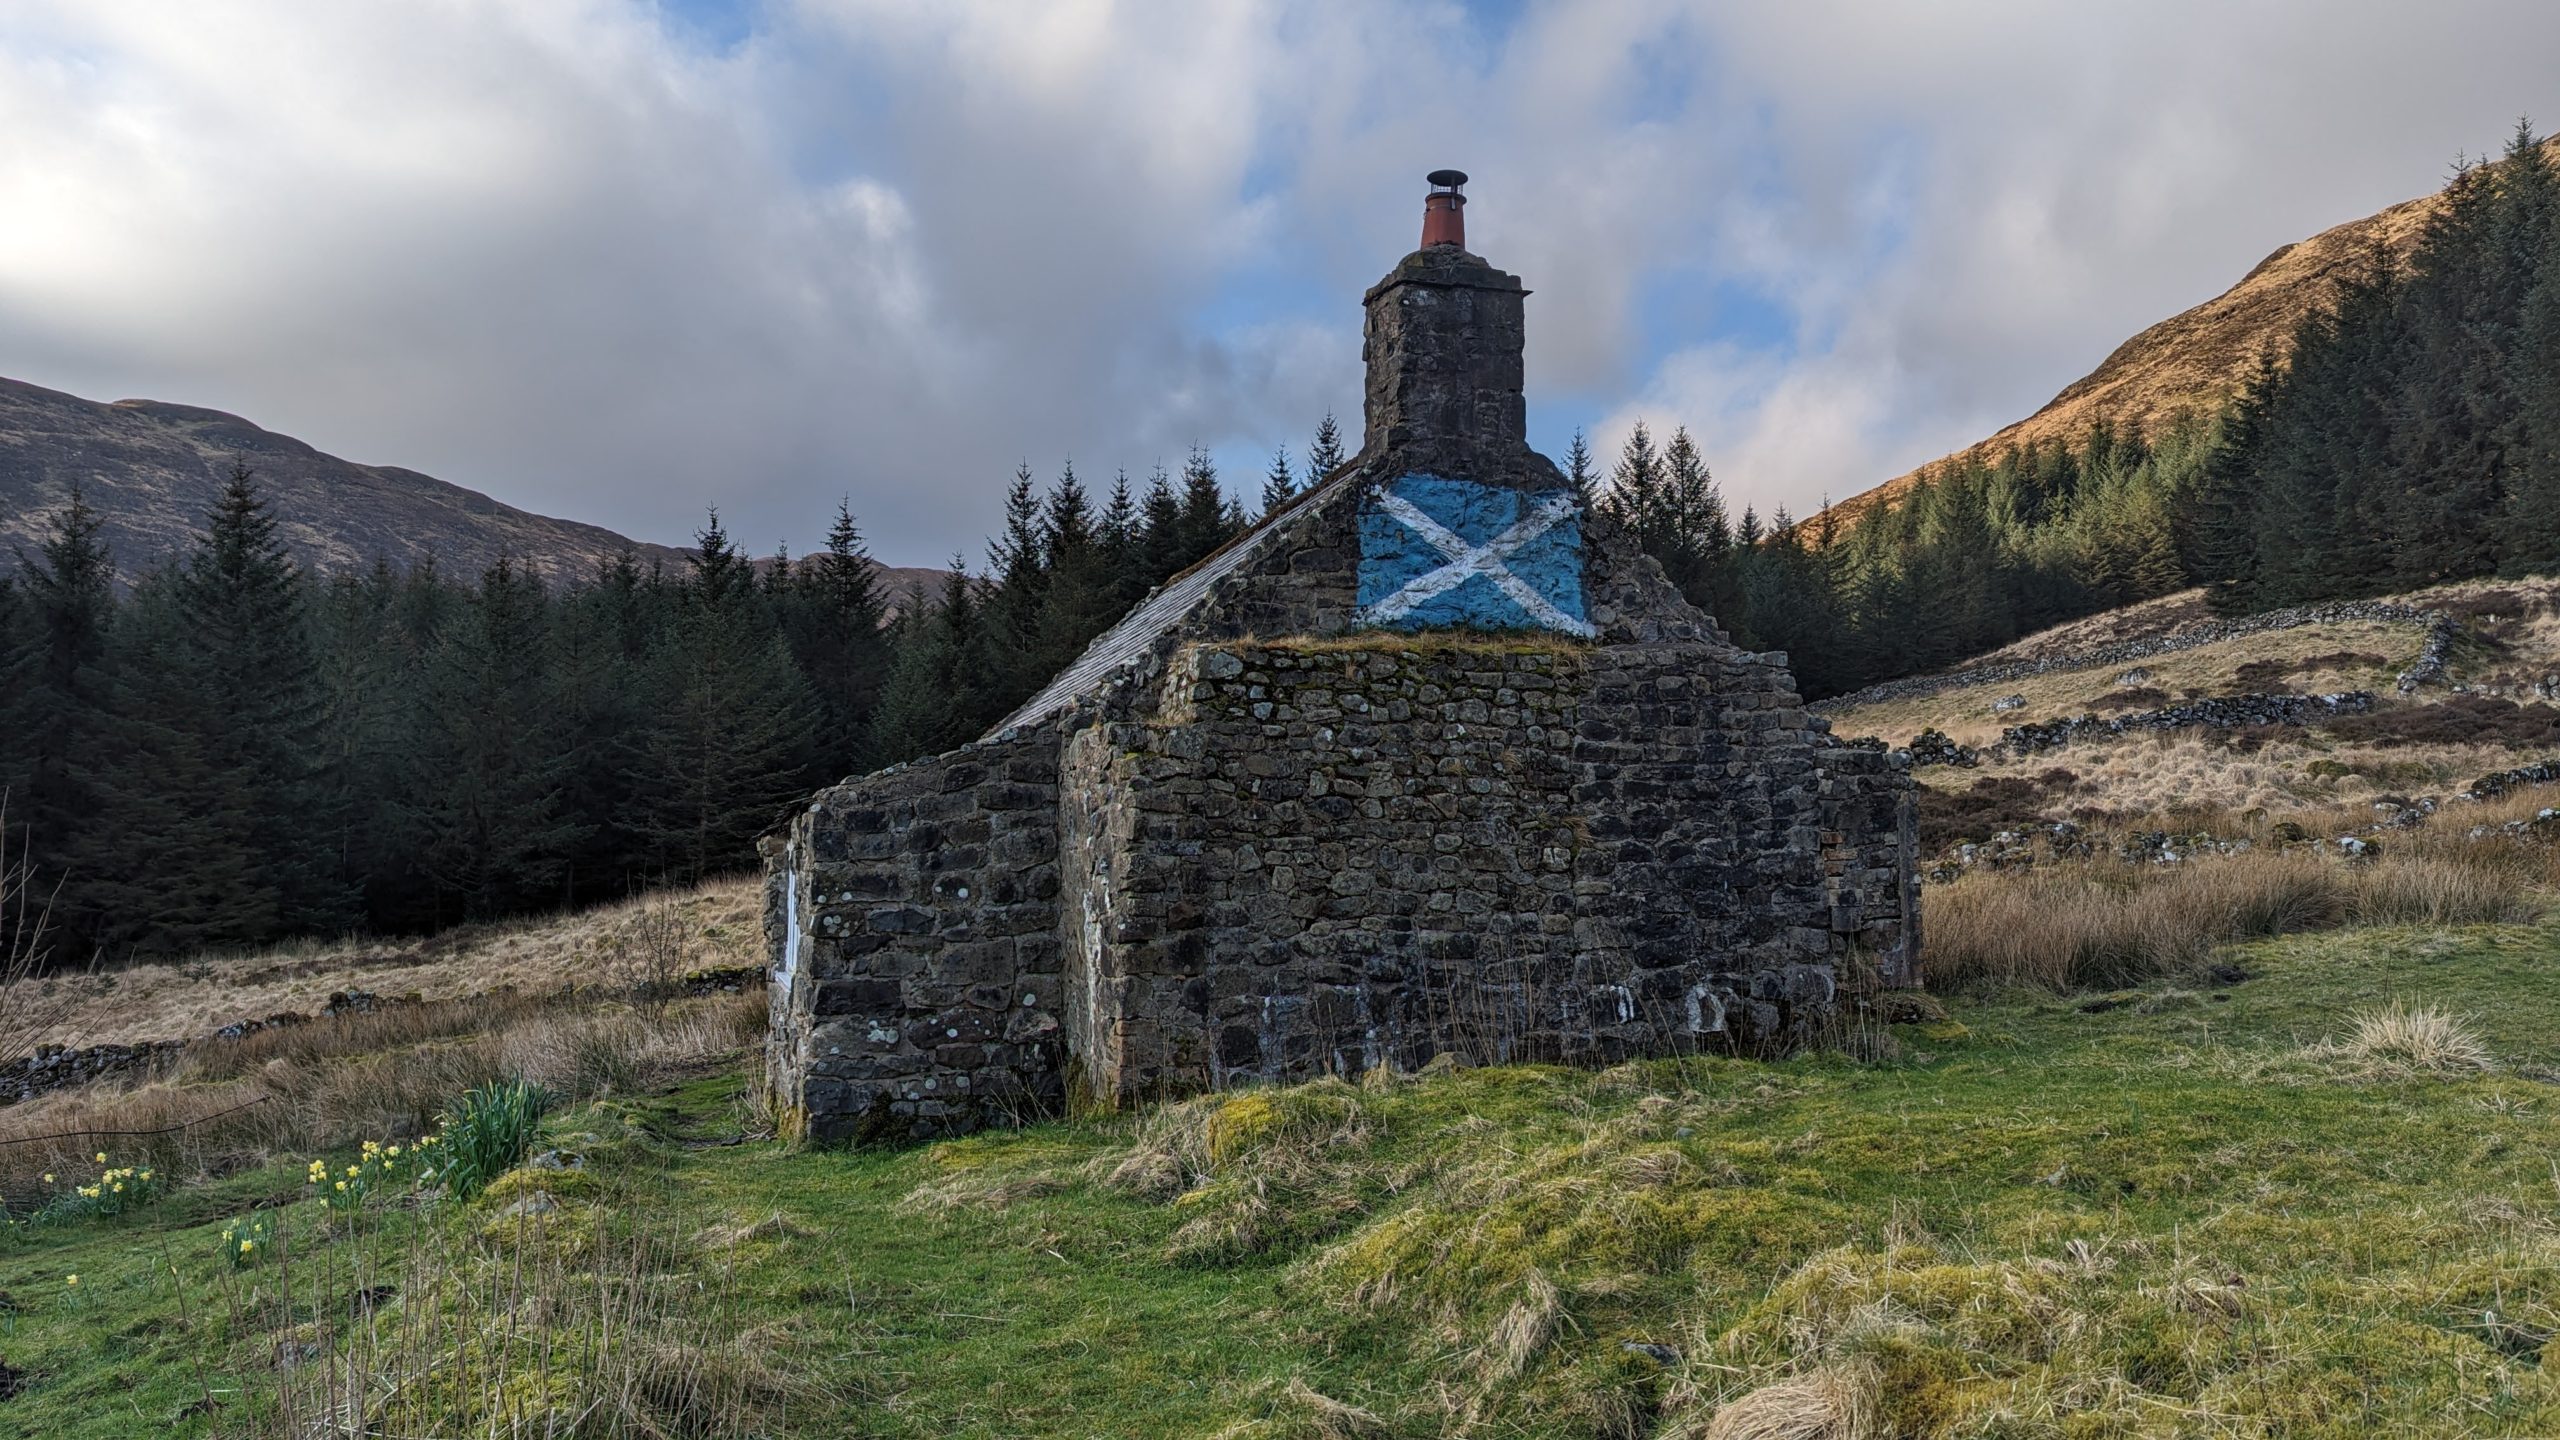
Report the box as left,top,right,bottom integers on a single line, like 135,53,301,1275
1818,137,2560,534
0,376,942,593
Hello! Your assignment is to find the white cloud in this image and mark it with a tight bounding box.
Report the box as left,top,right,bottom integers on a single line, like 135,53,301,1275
2,0,2557,562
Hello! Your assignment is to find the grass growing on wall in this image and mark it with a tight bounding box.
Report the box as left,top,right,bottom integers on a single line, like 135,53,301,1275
16,919,2560,1433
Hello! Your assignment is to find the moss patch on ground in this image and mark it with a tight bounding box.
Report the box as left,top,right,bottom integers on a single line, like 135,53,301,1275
15,922,2560,1434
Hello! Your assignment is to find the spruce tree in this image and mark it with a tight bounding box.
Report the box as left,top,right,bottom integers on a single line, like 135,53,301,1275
171,465,348,931
629,516,823,884
1260,447,1297,514
1137,465,1185,581
411,559,587,920
1563,429,1595,502
1175,447,1234,566
1306,411,1347,481
1097,470,1147,608
1036,464,1120,676
12,487,116,950
66,565,276,954
2503,207,2560,576
790,500,895,769
984,464,1052,704
2178,351,2281,611
868,560,988,762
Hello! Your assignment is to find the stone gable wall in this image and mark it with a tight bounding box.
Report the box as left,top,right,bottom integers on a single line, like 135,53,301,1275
1053,636,1888,1107
764,728,1067,1142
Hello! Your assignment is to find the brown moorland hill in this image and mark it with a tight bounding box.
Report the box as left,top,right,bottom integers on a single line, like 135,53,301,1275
1814,138,2560,534
0,375,943,595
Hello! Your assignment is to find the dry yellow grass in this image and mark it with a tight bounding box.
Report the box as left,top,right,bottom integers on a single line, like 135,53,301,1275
0,876,759,1050
1932,732,2541,821
1825,618,2419,749
1925,841,2543,991
2330,1003,2493,1075
1690,1363,1880,1440
0,988,764,1201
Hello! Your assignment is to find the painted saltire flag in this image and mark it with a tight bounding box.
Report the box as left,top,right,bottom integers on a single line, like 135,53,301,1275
1356,473,1594,637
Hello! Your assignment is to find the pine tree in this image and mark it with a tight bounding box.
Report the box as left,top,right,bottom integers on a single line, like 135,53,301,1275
1307,411,1347,481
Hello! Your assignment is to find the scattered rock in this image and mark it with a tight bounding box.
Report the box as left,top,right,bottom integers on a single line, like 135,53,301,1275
1620,1341,1682,1366
1991,694,2027,713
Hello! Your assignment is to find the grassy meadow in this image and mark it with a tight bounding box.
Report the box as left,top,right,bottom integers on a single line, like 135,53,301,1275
13,900,2560,1435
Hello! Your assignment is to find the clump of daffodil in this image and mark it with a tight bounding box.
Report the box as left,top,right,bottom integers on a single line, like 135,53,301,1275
44,1154,167,1223
316,1132,428,1217
218,1211,276,1269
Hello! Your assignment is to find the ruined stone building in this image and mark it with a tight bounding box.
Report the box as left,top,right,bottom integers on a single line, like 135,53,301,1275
765,173,1920,1141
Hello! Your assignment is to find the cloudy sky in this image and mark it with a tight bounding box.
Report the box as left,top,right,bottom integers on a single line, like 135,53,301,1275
4,1,2558,569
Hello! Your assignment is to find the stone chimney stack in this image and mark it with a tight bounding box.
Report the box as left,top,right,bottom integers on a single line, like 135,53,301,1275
1360,170,1548,487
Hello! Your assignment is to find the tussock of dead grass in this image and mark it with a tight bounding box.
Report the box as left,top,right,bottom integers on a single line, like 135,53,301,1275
1688,1362,1880,1440
2318,1003,2495,1076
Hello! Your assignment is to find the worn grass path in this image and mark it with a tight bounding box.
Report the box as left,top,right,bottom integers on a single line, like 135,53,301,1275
13,919,2560,1435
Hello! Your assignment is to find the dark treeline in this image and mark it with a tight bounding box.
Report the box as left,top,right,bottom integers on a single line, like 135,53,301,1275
0,431,1314,963
1589,410,2204,701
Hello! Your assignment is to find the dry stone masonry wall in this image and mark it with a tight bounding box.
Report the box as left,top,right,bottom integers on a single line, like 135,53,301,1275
764,729,1068,1141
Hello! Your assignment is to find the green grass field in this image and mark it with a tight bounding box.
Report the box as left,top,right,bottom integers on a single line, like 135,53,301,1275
14,919,2560,1436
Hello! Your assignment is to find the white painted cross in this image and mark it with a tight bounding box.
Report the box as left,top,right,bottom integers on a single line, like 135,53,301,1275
1360,488,1597,636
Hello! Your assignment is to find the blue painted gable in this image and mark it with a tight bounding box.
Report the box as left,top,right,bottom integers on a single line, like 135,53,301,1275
1356,473,1593,637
